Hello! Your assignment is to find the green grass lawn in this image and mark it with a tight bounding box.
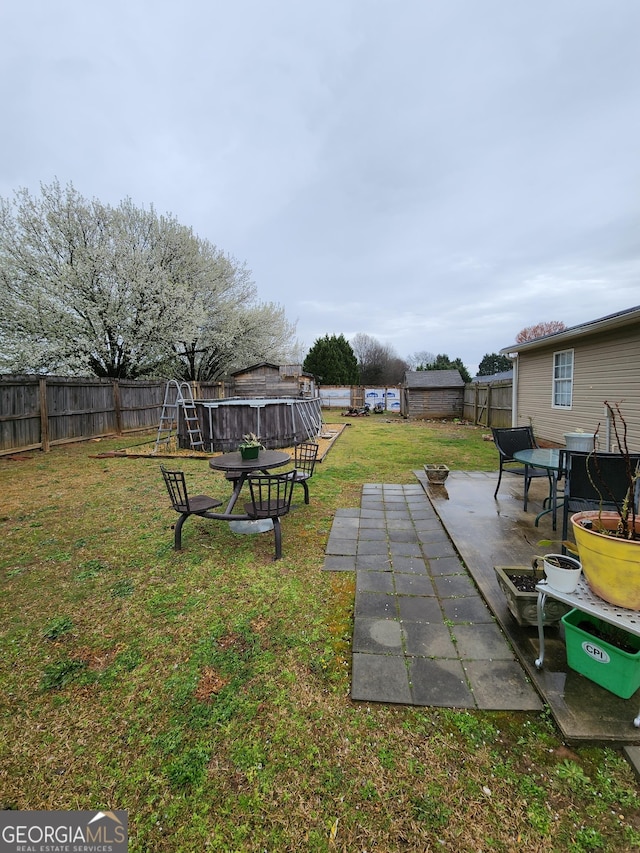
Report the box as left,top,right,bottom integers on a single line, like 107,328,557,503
1,416,638,852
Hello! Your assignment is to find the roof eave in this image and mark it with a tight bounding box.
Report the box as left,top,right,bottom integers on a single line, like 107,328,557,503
500,305,640,356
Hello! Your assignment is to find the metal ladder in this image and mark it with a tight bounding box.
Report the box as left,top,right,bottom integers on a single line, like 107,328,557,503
155,380,204,452
294,398,323,441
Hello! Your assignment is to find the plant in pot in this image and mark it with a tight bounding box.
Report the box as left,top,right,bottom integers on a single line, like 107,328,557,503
424,464,450,484
238,433,264,460
494,561,572,627
569,401,640,609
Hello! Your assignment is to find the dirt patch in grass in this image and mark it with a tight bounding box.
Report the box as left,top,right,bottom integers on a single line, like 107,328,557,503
194,667,230,701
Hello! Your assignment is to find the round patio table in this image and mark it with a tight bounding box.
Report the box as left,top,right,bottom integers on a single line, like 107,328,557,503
209,449,291,532
513,448,562,530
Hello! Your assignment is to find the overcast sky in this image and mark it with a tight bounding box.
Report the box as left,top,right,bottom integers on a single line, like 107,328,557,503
2,1,639,374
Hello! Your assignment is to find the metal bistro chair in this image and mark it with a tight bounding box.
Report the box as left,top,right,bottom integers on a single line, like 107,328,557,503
561,451,640,552
245,470,296,560
292,441,319,505
161,465,222,550
492,426,552,511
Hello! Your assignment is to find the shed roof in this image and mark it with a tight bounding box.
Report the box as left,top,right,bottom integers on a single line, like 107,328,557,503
500,305,640,355
231,362,313,378
404,369,465,389
471,370,513,383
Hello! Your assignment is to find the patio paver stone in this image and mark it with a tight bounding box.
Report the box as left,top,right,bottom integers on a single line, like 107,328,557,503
322,483,541,712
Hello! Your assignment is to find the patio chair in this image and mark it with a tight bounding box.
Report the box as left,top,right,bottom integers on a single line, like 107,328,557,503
160,465,222,550
491,426,552,511
244,470,296,560
292,441,319,504
560,451,640,550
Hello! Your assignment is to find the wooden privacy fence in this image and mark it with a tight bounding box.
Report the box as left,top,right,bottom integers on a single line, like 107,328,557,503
463,379,513,428
0,374,514,455
0,375,228,455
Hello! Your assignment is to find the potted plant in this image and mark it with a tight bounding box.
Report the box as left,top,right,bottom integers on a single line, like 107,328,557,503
424,463,450,483
238,433,264,460
569,401,640,609
535,553,582,594
563,429,596,452
494,564,571,627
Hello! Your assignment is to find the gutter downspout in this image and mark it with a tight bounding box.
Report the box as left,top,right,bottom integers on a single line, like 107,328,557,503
510,354,518,427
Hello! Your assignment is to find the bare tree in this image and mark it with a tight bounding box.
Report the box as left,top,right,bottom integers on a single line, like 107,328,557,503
351,333,407,384
406,350,435,370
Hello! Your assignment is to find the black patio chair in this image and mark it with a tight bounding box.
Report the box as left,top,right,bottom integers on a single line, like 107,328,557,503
560,451,640,551
291,441,319,505
244,470,296,560
160,465,222,550
492,426,552,511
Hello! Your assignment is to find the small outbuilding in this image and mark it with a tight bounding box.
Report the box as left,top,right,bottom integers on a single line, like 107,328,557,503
401,370,465,419
229,362,316,398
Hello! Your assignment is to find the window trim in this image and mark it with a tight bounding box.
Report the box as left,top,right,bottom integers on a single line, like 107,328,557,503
552,348,574,409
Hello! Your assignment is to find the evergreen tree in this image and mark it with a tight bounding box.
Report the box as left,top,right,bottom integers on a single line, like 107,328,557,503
420,353,472,384
477,353,512,376
303,334,359,384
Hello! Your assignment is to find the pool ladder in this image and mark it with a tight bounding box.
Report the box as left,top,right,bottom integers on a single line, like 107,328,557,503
155,380,204,452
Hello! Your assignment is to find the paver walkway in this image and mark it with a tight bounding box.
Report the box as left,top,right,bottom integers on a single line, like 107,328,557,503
323,483,541,711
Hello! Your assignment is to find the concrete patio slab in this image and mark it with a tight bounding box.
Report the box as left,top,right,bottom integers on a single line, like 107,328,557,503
321,472,640,766
420,469,640,750
322,483,542,713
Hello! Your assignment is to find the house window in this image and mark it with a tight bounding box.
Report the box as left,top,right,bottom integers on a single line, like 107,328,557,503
552,350,573,408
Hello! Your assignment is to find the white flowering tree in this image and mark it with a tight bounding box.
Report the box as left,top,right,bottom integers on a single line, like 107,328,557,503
0,181,297,380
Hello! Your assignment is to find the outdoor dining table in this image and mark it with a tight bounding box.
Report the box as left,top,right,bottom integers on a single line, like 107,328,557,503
208,449,291,531
513,447,563,530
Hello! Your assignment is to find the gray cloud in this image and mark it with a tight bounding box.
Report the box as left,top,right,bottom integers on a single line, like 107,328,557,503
2,0,639,373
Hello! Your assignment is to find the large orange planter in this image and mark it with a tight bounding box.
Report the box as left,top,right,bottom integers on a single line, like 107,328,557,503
571,511,640,610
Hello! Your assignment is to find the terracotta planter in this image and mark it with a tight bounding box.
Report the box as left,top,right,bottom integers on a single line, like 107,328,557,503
494,566,571,627
571,511,640,610
424,464,449,483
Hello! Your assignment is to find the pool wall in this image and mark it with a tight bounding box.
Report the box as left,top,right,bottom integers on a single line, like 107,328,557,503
179,397,323,452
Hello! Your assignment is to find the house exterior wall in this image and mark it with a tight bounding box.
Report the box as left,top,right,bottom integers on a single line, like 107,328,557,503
515,326,640,451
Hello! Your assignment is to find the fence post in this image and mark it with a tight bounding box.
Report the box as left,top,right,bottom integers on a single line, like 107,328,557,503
113,380,122,434
39,377,50,452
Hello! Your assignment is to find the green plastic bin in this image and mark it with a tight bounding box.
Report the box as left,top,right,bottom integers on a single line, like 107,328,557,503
562,609,640,699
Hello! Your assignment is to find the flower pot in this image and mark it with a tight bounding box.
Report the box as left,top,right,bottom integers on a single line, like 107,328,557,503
562,608,640,698
564,433,596,452
571,511,640,610
531,553,582,594
424,464,449,483
494,566,571,627
240,445,260,460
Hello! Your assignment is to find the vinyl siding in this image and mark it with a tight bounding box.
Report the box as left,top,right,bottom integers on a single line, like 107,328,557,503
516,326,640,450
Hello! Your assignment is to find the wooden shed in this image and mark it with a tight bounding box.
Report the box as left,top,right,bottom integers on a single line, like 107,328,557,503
230,362,316,398
401,370,465,419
